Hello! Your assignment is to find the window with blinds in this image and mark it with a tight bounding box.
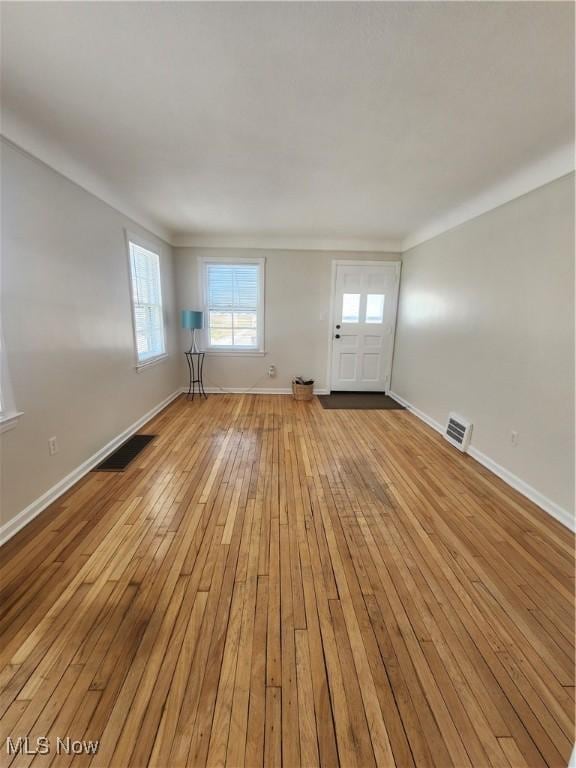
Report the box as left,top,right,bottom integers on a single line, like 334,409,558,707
128,241,166,364
203,260,264,350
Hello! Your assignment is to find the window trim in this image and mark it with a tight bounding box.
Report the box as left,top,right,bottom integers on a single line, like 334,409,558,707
198,256,266,354
0,332,23,432
0,411,24,434
125,231,167,370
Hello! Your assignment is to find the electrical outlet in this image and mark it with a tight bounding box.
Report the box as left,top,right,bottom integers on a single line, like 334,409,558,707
48,436,58,456
510,431,519,447
267,365,276,377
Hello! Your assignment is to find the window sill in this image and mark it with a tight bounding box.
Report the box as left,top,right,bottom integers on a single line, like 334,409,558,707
135,354,168,372
204,350,267,358
0,411,23,433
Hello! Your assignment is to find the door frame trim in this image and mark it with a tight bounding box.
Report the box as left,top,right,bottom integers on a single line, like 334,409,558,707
326,259,402,393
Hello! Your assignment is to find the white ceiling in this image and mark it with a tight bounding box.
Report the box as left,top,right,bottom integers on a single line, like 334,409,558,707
2,2,574,249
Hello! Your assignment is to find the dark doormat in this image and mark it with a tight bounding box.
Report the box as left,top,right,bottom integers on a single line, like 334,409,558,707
94,434,156,471
317,392,405,410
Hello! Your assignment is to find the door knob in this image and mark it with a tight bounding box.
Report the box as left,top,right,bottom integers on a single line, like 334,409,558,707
335,334,341,339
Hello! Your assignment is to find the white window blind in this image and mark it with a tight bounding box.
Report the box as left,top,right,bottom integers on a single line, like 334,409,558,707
128,241,166,364
205,262,262,349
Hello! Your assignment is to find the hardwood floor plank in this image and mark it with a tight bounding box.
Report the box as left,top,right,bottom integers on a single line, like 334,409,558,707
244,575,268,768
279,520,300,768
294,630,320,768
205,581,245,768
264,687,281,768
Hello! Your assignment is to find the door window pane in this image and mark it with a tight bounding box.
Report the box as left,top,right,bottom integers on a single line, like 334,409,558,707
342,293,360,323
366,294,385,323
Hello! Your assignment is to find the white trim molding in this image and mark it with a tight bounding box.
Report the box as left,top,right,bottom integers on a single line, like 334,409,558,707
1,134,172,243
402,144,575,251
205,351,267,358
389,391,445,433
389,391,575,532
0,389,182,547
172,232,402,253
4,132,572,257
181,386,329,396
135,354,169,372
0,411,24,434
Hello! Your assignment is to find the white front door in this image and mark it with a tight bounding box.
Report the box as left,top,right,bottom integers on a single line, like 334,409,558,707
330,261,400,392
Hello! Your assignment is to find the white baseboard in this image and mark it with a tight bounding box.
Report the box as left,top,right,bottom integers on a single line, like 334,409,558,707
389,391,445,432
389,391,574,532
181,386,330,395
466,445,575,532
0,389,183,547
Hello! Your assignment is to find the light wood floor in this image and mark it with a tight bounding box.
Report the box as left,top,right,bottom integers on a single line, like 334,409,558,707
0,394,574,768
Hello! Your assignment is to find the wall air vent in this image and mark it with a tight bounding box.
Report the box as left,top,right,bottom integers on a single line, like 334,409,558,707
444,412,472,452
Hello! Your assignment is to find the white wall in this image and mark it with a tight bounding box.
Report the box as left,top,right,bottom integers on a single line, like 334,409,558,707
0,141,181,528
392,174,575,520
174,248,399,392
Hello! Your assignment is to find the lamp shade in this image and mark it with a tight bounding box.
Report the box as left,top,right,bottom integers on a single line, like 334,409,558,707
181,310,204,330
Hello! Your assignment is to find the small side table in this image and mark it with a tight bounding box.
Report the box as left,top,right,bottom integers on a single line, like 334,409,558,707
185,351,207,400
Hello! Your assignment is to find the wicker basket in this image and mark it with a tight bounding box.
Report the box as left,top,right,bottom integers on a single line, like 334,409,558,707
292,380,314,401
